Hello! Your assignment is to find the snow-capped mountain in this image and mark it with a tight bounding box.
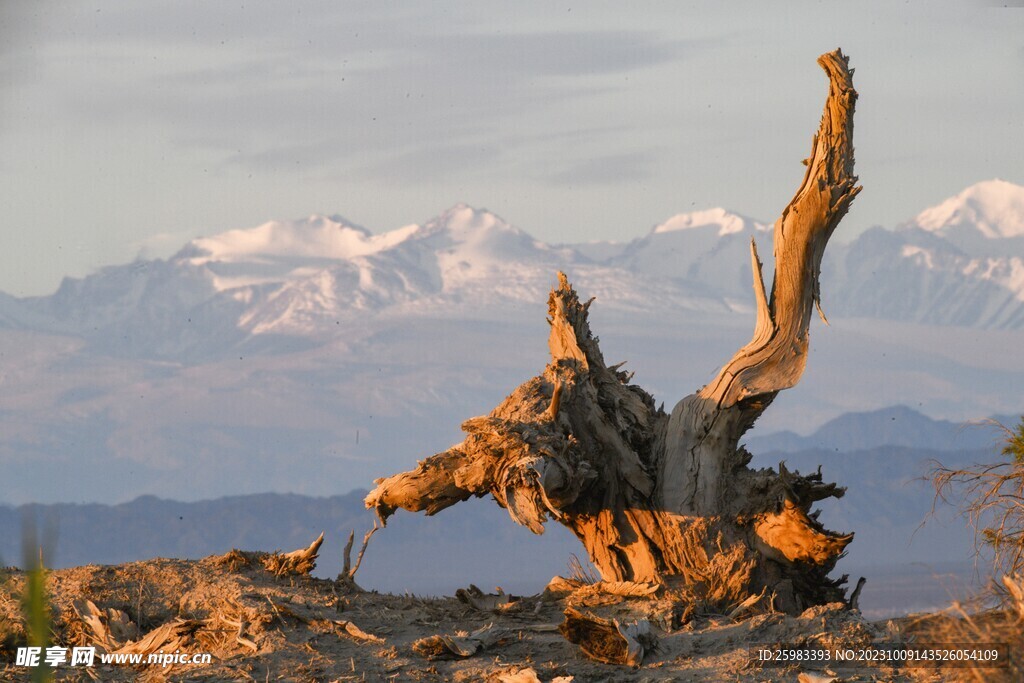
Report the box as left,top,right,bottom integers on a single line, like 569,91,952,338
604,208,771,303
822,180,1024,328
3,180,1024,357
3,180,1024,507
909,178,1024,251
5,182,1024,359
0,206,571,355
2,204,745,358
182,204,574,300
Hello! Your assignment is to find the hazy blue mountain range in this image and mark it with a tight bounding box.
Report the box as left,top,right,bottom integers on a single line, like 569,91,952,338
746,404,1018,454
4,404,1005,618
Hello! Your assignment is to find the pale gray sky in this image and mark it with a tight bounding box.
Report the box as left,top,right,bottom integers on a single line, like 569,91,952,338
2,0,1022,296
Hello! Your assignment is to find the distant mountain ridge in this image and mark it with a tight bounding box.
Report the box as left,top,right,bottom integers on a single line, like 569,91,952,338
747,405,1014,454
4,404,1009,573
0,203,737,360
1,180,1024,362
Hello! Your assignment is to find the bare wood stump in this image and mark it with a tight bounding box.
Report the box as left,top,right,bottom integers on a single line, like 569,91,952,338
366,49,861,614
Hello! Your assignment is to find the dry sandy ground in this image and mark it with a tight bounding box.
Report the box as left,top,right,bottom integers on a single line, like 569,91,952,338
0,550,1015,682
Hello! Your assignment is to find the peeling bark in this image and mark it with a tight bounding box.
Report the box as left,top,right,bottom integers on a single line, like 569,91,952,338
366,50,861,614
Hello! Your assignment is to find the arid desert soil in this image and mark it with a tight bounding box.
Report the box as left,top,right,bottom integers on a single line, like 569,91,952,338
1,548,1017,682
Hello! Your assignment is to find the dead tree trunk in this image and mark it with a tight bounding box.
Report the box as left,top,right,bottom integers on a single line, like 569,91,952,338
366,50,861,614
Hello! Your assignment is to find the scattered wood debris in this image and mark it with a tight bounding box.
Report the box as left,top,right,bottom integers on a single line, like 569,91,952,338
73,599,140,651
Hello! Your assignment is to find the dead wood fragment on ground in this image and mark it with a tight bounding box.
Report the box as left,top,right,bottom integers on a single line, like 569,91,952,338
847,576,866,611
73,599,140,651
564,581,661,609
120,618,204,656
73,598,204,656
492,668,543,683
264,531,324,576
212,532,325,577
225,616,258,652
559,607,654,667
333,619,385,644
337,523,379,591
456,584,520,612
491,667,576,683
796,673,838,683
727,587,769,621
412,623,510,660
543,576,584,596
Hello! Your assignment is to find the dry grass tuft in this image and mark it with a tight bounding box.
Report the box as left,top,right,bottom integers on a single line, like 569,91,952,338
904,583,1023,683
566,554,598,585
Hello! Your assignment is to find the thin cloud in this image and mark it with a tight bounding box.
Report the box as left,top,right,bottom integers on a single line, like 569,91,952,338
38,14,687,193
351,142,505,185
545,151,656,187
410,29,681,78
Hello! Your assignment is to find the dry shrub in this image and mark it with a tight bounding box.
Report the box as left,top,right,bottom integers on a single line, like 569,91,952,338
921,419,1024,681
929,418,1024,582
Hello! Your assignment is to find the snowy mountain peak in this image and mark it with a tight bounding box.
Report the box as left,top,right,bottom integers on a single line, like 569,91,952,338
424,204,519,239
911,179,1024,239
184,214,410,264
412,204,555,263
653,208,769,236
177,214,423,291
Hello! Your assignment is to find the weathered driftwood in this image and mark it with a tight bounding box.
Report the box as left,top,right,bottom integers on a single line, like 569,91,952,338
366,49,861,613
333,619,386,644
